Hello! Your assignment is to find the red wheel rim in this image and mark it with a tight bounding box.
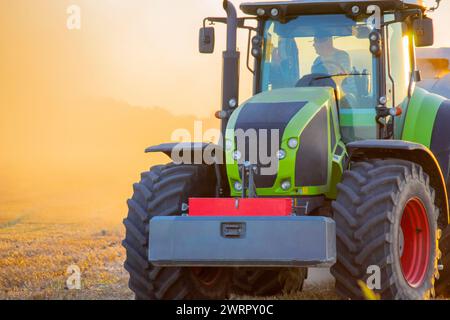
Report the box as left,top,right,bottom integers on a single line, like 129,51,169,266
400,198,430,288
191,268,221,287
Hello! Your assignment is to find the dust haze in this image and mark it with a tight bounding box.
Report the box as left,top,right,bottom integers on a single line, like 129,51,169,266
0,1,221,226
1,0,448,226
0,1,223,299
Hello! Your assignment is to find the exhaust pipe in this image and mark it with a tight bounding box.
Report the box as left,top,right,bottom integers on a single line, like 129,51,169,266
221,0,240,137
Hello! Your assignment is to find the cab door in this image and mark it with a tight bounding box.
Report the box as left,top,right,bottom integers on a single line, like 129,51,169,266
384,18,414,139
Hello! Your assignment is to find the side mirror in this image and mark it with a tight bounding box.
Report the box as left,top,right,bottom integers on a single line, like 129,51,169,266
199,27,215,54
413,17,434,47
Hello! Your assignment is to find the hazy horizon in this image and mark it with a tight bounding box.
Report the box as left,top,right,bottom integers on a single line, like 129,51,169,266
0,0,449,223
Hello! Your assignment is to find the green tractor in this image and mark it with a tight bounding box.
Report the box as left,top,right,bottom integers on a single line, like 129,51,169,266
123,0,450,300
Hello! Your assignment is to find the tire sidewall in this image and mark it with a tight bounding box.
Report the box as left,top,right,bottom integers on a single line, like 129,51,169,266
391,179,437,299
124,164,232,300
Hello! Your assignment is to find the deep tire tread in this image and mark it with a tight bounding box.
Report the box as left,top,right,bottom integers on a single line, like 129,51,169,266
123,163,230,300
331,159,439,300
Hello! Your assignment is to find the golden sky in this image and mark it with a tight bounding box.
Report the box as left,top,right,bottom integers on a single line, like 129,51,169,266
1,0,449,118
0,0,448,175
0,0,449,222
0,0,254,119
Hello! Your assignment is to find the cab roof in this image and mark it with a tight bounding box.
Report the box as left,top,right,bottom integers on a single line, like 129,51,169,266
240,0,434,16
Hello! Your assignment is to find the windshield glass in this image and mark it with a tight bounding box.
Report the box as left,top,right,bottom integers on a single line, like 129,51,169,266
261,14,378,141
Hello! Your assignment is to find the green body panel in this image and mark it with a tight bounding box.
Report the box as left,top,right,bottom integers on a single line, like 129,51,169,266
225,87,346,199
339,108,377,142
339,109,376,127
401,87,446,147
223,85,450,215
225,85,447,201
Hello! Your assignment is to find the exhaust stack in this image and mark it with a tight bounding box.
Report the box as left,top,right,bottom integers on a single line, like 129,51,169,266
221,0,240,139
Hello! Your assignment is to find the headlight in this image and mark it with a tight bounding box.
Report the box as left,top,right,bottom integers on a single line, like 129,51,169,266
281,180,291,191
276,149,286,160
288,138,298,149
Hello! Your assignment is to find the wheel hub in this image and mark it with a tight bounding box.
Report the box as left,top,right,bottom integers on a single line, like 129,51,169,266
399,198,431,288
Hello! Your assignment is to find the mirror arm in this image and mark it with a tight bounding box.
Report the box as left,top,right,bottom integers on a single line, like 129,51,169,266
393,8,422,24
204,17,257,31
428,0,441,12
203,17,227,27
246,29,255,75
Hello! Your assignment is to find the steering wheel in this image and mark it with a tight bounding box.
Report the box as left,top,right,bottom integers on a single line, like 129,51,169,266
296,73,337,89
296,60,348,88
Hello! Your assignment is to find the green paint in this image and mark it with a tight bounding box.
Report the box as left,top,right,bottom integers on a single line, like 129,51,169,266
339,109,376,127
225,87,339,198
402,87,445,147
222,82,448,225
224,100,243,192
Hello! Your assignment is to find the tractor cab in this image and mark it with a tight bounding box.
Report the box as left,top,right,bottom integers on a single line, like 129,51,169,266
256,12,378,143
201,0,436,143
197,0,440,199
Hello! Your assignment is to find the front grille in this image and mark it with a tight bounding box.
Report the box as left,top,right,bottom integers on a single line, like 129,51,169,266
235,129,279,188
295,107,329,187
234,101,307,188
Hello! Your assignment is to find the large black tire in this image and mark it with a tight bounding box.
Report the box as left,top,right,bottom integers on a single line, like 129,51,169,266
436,225,450,297
122,163,231,300
232,268,307,297
331,159,439,300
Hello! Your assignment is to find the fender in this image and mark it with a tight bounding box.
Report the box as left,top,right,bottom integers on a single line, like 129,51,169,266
401,89,450,181
347,140,449,226
146,142,211,157
146,142,228,196
146,142,223,164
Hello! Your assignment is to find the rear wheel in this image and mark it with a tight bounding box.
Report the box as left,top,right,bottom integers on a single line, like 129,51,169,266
232,267,307,297
331,159,439,299
122,163,231,300
436,225,450,297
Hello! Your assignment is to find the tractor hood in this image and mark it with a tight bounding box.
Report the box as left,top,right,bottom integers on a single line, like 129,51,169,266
225,87,339,197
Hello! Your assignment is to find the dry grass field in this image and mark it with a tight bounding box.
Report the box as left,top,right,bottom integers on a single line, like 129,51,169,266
1,186,448,300
0,216,338,300
0,219,131,300
0,183,133,300
0,182,340,300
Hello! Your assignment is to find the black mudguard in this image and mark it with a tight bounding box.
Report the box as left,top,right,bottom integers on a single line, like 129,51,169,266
430,100,450,184
146,142,210,157
146,142,228,196
146,142,223,165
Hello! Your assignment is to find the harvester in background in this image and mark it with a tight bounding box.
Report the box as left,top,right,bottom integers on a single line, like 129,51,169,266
417,47,450,98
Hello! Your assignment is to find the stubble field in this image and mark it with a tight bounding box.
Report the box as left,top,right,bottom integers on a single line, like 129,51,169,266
0,182,339,300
